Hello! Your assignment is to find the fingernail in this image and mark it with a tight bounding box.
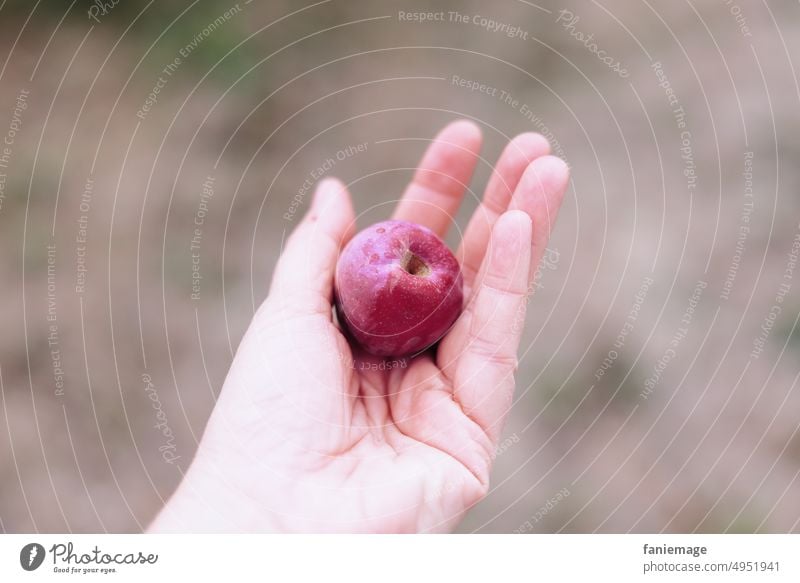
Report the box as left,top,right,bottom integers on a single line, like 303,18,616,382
504,209,532,232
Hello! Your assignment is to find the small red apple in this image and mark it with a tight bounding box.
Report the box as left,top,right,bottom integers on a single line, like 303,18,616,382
334,220,463,357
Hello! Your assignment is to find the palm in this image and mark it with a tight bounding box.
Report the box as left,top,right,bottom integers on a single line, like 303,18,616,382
207,308,488,532
153,121,569,533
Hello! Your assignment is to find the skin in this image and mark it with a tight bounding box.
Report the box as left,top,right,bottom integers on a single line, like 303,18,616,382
150,120,570,533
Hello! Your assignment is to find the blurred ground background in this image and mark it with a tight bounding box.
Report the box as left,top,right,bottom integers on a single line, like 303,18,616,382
0,0,799,533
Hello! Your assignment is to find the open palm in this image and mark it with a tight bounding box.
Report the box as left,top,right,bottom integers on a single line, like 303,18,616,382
152,121,569,533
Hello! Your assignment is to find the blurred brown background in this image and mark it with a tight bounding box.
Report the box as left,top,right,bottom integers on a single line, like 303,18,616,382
1,0,798,533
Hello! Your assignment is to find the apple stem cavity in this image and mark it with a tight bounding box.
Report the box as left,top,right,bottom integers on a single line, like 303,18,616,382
400,250,431,277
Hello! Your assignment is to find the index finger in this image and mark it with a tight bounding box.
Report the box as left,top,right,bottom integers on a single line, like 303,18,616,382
391,119,482,237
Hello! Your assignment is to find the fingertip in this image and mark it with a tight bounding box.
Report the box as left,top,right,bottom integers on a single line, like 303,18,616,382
439,119,483,149
512,156,570,214
314,177,353,213
542,155,570,181
309,177,356,240
525,154,569,182
506,132,551,161
313,177,345,206
499,208,533,231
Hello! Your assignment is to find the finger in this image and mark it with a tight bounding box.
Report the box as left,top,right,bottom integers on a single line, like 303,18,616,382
458,133,550,288
270,178,355,317
508,155,570,291
439,210,533,444
392,119,482,237
227,178,358,447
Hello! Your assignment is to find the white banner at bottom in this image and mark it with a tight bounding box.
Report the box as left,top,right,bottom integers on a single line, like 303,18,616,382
0,534,797,582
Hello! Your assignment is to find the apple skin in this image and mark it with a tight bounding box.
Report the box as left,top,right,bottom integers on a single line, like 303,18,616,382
334,220,463,357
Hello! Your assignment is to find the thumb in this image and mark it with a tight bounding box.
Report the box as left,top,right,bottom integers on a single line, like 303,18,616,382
269,178,355,318
214,178,357,443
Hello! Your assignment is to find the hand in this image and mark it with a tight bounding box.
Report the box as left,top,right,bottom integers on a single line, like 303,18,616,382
150,120,569,532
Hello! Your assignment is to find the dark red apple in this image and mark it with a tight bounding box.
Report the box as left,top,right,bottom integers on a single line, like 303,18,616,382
334,220,463,357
